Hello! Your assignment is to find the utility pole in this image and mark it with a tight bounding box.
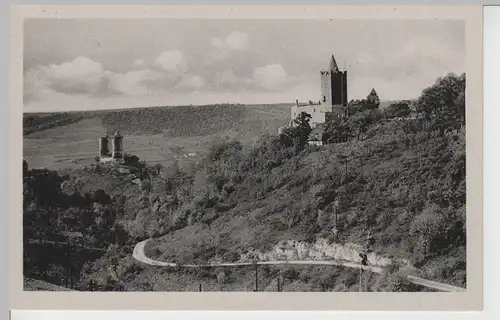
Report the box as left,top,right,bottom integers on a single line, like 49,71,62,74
359,266,363,292
344,160,348,182
333,198,339,241
254,264,259,292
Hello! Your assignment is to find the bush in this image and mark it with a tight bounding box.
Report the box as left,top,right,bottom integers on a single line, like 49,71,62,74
384,101,412,119
207,139,243,162
123,154,141,168
92,189,112,205
376,269,418,292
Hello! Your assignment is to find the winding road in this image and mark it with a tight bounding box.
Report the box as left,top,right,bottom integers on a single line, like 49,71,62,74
132,239,466,292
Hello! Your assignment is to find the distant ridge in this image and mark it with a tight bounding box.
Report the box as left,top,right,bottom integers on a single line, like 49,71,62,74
23,102,295,115
23,103,291,142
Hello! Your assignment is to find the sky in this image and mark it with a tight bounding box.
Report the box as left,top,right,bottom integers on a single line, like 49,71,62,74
23,19,465,112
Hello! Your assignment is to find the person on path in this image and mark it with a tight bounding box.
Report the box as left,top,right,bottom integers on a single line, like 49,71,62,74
359,231,375,266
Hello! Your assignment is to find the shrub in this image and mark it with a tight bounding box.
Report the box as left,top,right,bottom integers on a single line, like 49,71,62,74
123,154,141,168
92,189,112,205
376,269,418,292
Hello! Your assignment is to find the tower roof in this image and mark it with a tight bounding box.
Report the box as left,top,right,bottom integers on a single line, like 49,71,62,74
369,88,378,96
329,54,339,72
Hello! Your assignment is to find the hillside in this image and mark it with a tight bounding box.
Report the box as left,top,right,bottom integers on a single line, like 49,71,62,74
140,117,465,288
22,74,465,292
23,112,87,135
98,104,290,141
23,104,290,172
24,278,74,291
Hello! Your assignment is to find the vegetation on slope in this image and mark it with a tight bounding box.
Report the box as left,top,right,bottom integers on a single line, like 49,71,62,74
23,113,86,135
23,166,134,289
141,73,466,287
23,73,465,291
99,104,289,138
24,104,290,140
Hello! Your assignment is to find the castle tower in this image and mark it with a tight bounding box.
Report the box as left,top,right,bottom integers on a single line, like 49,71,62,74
367,88,380,104
320,54,348,108
111,131,124,159
99,135,110,158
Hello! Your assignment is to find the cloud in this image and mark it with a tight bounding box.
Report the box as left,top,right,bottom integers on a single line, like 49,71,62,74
212,69,251,90
211,65,292,93
252,64,290,91
209,31,250,61
343,35,465,100
177,74,207,90
107,69,162,96
221,30,249,51
46,56,103,78
23,55,309,111
154,50,186,73
214,69,240,86
24,56,109,101
24,50,194,105
351,36,464,83
134,58,145,67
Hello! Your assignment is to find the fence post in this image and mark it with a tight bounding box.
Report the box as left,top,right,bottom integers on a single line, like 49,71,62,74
277,277,280,292
199,283,202,292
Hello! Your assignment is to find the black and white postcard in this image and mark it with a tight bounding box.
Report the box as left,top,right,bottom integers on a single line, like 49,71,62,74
9,5,483,311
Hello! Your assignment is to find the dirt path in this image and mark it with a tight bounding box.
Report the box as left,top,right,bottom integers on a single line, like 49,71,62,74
132,239,466,292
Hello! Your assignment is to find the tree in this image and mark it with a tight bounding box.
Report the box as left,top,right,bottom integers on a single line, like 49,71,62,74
323,116,350,143
23,170,66,209
92,203,117,232
79,208,96,232
57,208,80,232
207,139,243,162
280,112,313,150
409,203,447,265
415,73,465,135
385,102,411,120
123,154,141,168
348,109,382,140
92,189,112,205
293,111,312,130
23,160,28,177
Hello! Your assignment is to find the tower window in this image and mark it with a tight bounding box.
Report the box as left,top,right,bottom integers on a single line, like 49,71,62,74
323,95,326,102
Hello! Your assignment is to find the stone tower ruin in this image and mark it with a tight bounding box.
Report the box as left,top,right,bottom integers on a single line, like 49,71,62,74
111,131,124,160
99,135,111,158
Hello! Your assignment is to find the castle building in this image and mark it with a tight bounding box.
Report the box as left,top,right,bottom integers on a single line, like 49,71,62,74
289,54,349,129
366,88,380,105
278,54,381,143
